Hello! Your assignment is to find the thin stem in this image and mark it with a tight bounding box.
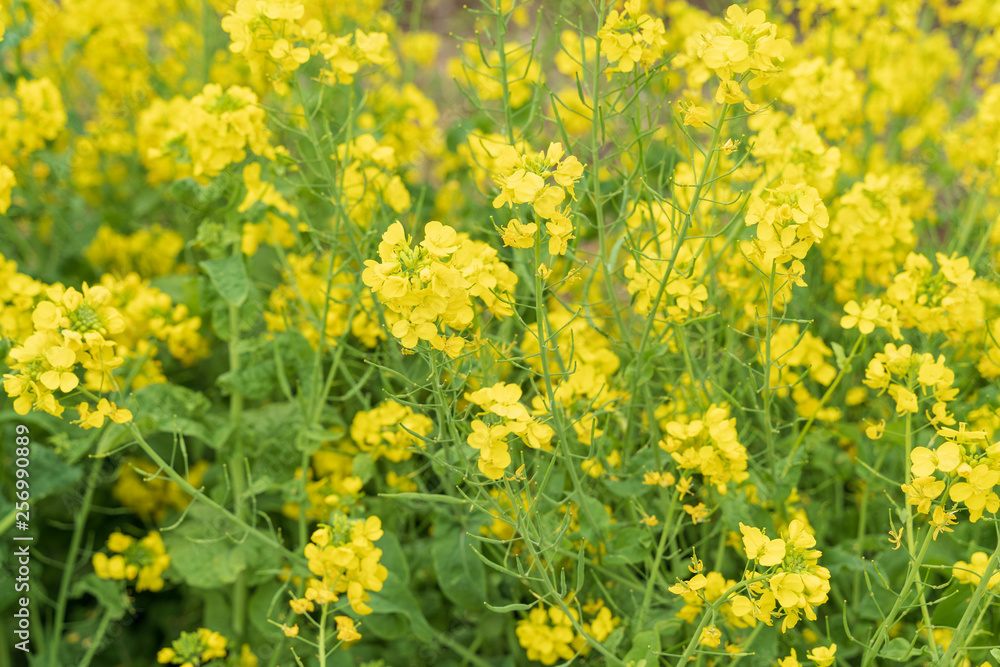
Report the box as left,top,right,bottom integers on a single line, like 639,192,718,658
940,536,1000,666
761,260,778,477
636,488,679,629
48,458,103,667
77,605,116,667
125,423,304,565
783,334,864,475
622,102,730,456
861,525,935,667
228,302,249,640
673,575,770,667
317,603,329,667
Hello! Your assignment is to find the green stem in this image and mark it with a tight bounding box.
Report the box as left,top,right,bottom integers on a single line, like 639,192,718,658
940,537,1000,666
228,303,249,640
77,605,116,667
761,260,778,478
635,489,679,629
317,603,329,667
509,489,627,667
783,334,864,475
125,423,304,565
493,0,516,143
532,233,603,543
673,575,770,667
48,457,103,667
861,526,935,667
622,102,730,456
588,0,627,347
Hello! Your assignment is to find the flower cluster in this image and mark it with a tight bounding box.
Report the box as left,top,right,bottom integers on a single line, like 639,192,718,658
659,404,749,493
363,221,517,355
822,173,916,302
265,252,383,349
157,628,227,666
840,298,902,339
85,225,188,278
743,182,829,273
350,400,432,462
465,382,555,480
222,0,390,87
113,459,209,524
3,282,131,423
492,142,584,256
884,252,983,337
624,229,709,325
335,134,412,225
92,531,171,593
952,552,1000,591
902,423,1000,524
292,515,388,616
697,5,789,109
597,0,667,74
728,520,831,632
515,602,619,665
768,324,842,422
863,343,957,421
137,83,276,184
282,451,364,523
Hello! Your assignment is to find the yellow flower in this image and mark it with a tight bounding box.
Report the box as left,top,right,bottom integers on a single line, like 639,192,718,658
740,523,786,566
841,299,880,334
910,442,961,477
282,624,299,638
806,644,836,667
949,464,1000,521
699,625,722,647
334,616,362,642
901,476,946,514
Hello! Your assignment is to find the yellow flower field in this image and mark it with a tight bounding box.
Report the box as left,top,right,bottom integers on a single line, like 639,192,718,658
2,0,1000,665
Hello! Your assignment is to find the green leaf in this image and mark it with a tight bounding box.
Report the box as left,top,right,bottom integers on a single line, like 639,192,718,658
162,506,251,589
133,384,216,447
623,630,660,664
352,452,375,484
432,516,487,610
602,528,653,566
881,637,922,661
201,254,249,306
366,569,434,641
578,495,611,546
831,341,847,370
12,443,82,500
70,574,129,620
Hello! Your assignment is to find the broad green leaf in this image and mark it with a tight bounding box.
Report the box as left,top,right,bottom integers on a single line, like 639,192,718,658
10,442,82,500
132,384,217,447
201,255,249,306
882,637,922,661
70,574,129,619
162,506,255,589
432,517,487,610
603,527,652,566
623,630,660,664
578,495,611,546
366,569,434,641
352,452,375,484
